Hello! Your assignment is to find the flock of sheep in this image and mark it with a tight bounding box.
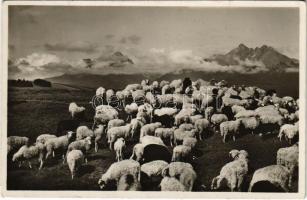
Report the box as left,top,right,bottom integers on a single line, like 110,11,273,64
7,77,299,192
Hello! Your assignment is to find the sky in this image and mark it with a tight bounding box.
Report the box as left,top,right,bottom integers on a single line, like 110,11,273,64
8,6,299,79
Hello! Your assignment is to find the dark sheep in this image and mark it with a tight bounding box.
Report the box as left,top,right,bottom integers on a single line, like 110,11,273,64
142,144,171,164
152,114,175,128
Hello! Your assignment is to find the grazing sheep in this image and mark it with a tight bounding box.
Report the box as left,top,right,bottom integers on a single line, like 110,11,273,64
36,134,57,144
94,124,105,152
7,136,29,155
160,177,186,191
125,103,139,121
276,144,298,187
131,89,145,103
278,124,299,144
130,143,144,162
222,96,247,107
231,105,246,115
179,123,194,131
174,129,196,146
137,103,153,123
130,118,145,139
139,122,162,139
141,160,169,177
240,117,260,134
211,152,249,191
174,108,196,126
66,137,91,163
220,120,242,143
194,118,210,140
189,115,203,124
211,114,228,132
98,159,141,189
76,126,94,140
140,135,165,147
107,124,132,150
107,119,125,133
235,110,256,119
182,137,198,149
45,131,74,162
68,102,85,119
117,174,141,191
248,165,290,192
93,105,119,127
204,106,215,121
66,150,85,179
154,108,178,116
171,145,192,162
114,138,126,162
12,142,46,170
155,127,176,147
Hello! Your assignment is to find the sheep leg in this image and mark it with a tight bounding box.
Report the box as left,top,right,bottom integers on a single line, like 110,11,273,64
109,142,113,150
232,135,236,142
18,161,22,168
170,137,173,147
95,142,98,153
85,157,88,164
237,176,244,192
62,154,66,164
52,151,55,158
39,160,44,170
28,161,32,169
223,134,227,143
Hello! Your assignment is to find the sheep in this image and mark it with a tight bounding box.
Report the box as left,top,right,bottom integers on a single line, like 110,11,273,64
174,108,196,126
36,134,57,144
140,135,165,147
173,129,196,146
162,162,196,191
258,114,284,134
141,160,169,177
182,137,197,149
145,91,156,105
229,149,249,160
137,103,153,123
130,118,145,139
94,105,119,127
125,83,142,92
139,122,162,140
160,80,170,88
234,110,256,119
130,143,144,162
248,165,290,192
76,126,94,140
154,127,176,147
98,159,141,189
7,136,29,155
240,117,260,134
211,152,248,191
220,120,242,143
222,96,247,107
155,94,173,107
179,123,194,131
96,87,106,97
12,142,46,170
45,131,74,162
66,150,85,179
159,177,186,191
117,174,141,191
194,118,210,140
278,124,299,144
106,89,115,104
114,138,126,162
170,79,183,89
93,124,105,152
68,102,85,119
131,90,145,103
204,106,214,120
66,136,91,163
231,105,246,115
125,103,139,121
211,114,228,132
107,124,132,150
162,84,172,95
107,119,125,133
154,108,178,116
171,145,192,162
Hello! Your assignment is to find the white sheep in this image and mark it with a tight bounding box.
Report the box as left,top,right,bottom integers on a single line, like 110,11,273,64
240,117,260,134
160,177,186,191
171,145,192,162
141,160,169,177
222,96,247,107
189,115,203,124
107,119,125,132
174,129,196,146
170,79,183,89
114,138,126,162
96,87,106,97
98,159,140,189
45,131,74,162
68,102,85,119
161,84,172,95
248,165,290,192
12,142,46,170
76,126,94,140
66,150,85,179
276,144,298,187
66,136,91,163
94,124,105,152
125,103,139,121
229,149,249,160
194,118,210,140
107,124,132,150
117,174,141,191
278,124,299,144
205,106,215,120
211,114,228,132
220,120,242,143
179,123,194,131
234,110,256,119
140,135,165,147
139,122,162,140
106,89,115,104
155,127,176,147
231,105,246,115
130,117,145,139
211,152,248,191
131,89,145,102
7,136,29,155
125,83,142,92
93,105,119,127
130,143,144,162
160,80,170,88
154,107,178,116
36,134,57,144
182,137,198,149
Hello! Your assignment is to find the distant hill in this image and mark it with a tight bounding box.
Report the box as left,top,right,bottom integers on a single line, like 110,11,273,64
204,44,298,72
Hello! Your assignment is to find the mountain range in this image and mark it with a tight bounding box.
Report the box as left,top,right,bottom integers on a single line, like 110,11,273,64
204,44,298,72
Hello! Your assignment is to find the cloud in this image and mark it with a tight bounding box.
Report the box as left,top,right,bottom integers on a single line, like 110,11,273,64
44,41,98,53
119,35,142,45
105,34,115,39
12,6,42,24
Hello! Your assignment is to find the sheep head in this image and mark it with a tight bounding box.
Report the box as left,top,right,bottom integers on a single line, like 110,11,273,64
98,177,107,189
